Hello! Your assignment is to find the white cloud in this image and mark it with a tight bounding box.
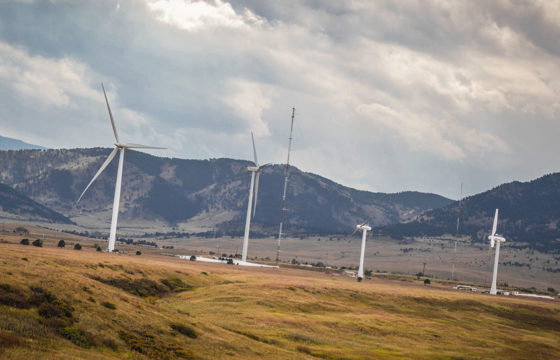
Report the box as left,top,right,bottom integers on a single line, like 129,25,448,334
0,42,99,108
1,0,560,197
146,0,263,31
222,78,272,137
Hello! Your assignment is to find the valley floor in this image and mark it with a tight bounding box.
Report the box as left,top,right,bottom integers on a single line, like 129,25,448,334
0,230,559,359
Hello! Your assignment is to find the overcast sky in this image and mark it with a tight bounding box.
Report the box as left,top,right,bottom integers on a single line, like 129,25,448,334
0,0,558,199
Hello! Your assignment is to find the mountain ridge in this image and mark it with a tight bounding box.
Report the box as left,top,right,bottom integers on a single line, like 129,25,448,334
380,172,560,252
0,135,45,151
0,148,452,234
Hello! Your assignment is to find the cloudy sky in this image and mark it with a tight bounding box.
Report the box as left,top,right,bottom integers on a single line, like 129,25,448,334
0,0,558,199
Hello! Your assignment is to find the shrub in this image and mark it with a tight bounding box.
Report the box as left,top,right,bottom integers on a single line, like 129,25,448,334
31,239,42,247
59,326,90,348
20,238,29,245
424,279,431,285
170,323,197,339
136,251,142,255
57,240,65,248
96,246,102,252
74,243,82,250
0,284,29,308
101,302,116,310
14,227,28,234
119,330,194,359
189,255,196,261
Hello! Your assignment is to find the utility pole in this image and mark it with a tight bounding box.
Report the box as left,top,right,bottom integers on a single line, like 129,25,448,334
422,262,427,276
276,108,295,266
451,183,463,280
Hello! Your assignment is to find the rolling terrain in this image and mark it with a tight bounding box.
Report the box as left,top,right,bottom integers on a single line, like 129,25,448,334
0,229,559,359
0,148,451,234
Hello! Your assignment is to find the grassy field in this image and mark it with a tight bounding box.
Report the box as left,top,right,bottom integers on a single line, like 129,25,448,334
0,229,559,359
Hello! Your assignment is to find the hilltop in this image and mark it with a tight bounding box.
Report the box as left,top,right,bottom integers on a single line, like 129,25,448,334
0,182,72,224
0,148,451,234
0,231,559,359
0,136,45,151
381,173,560,252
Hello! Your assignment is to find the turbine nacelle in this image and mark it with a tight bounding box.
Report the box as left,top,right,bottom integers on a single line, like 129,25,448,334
356,224,372,231
488,235,505,248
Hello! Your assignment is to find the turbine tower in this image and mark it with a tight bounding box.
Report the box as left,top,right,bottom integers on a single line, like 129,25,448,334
352,218,372,282
488,209,506,295
241,132,267,262
77,83,165,252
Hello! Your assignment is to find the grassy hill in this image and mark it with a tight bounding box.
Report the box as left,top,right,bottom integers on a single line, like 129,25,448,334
0,230,559,359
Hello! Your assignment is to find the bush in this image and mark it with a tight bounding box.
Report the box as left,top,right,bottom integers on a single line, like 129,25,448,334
58,240,65,248
136,251,142,256
424,279,431,285
101,301,116,310
0,283,29,308
20,238,29,245
189,255,196,261
59,326,90,348
170,323,197,339
31,239,43,247
14,227,29,234
96,246,102,252
74,243,82,250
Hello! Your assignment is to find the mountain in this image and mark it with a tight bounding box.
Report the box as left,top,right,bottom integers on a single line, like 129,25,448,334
0,135,45,150
0,182,73,224
381,173,560,252
0,148,451,234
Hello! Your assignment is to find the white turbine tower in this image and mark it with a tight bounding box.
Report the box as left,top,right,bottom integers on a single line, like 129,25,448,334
488,209,506,295
352,218,372,282
241,132,267,262
77,83,165,252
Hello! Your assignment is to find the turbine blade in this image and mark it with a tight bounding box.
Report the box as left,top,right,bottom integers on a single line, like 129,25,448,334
251,131,258,166
491,209,498,236
102,83,120,143
77,147,119,203
252,171,260,218
123,143,166,149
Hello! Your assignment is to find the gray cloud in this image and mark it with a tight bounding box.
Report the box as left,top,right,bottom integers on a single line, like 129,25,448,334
0,0,559,199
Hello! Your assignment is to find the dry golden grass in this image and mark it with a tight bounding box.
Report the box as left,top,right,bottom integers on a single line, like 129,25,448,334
0,233,559,360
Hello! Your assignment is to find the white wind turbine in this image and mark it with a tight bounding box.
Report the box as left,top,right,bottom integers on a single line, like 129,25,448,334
77,83,165,252
241,132,267,262
351,218,372,282
488,209,506,295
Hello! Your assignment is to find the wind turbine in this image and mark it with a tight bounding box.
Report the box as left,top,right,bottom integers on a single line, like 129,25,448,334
488,209,506,295
241,132,267,262
77,83,165,252
351,218,372,282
